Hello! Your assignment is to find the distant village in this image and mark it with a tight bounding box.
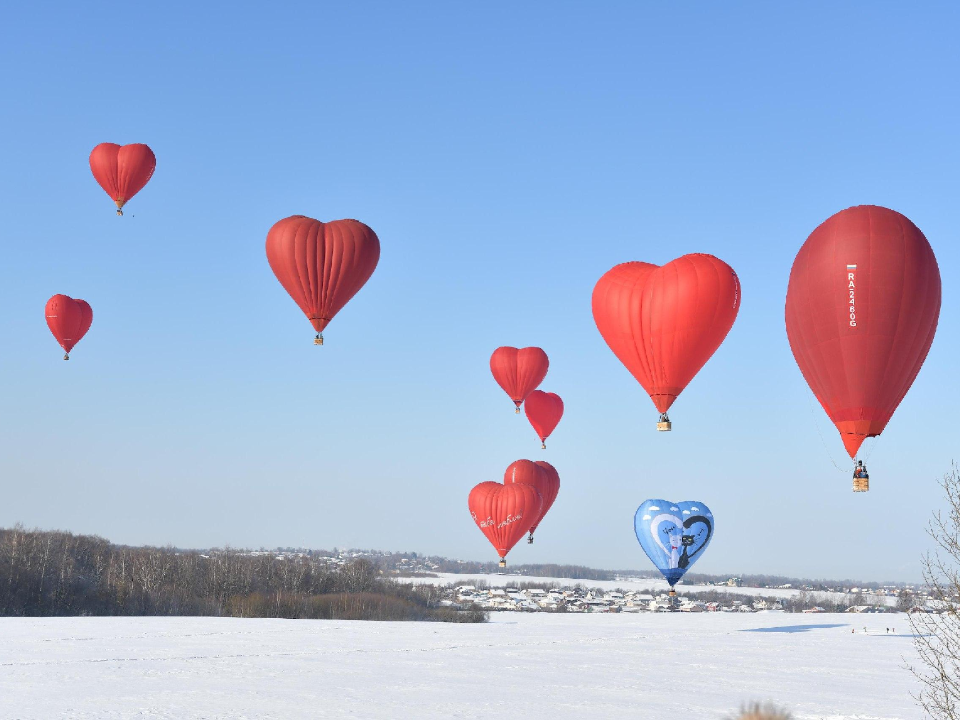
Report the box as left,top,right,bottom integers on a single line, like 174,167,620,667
242,546,940,615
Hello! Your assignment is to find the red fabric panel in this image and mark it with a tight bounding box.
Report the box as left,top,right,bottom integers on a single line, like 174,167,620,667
785,205,941,457
531,461,560,535
265,215,381,334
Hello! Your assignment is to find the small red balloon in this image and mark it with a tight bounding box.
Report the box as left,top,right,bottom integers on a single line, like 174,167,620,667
45,294,92,360
89,143,156,215
524,390,563,448
468,481,541,564
490,346,549,412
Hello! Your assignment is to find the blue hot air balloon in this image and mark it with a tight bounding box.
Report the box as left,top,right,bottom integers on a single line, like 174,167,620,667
634,499,714,593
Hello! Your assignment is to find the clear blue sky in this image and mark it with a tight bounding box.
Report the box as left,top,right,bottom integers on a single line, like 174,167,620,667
1,2,957,582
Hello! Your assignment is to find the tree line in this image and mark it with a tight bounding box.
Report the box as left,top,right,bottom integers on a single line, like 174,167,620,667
0,526,485,622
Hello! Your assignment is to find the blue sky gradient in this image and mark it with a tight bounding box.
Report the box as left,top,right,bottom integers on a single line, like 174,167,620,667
1,2,958,580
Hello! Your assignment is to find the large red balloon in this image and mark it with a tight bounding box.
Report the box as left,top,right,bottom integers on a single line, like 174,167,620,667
592,254,740,421
45,294,93,360
524,390,563,448
785,205,941,458
490,346,549,412
503,459,560,541
89,143,156,215
265,215,380,343
468,481,541,565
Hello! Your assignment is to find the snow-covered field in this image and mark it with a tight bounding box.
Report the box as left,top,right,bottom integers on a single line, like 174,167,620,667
0,613,919,719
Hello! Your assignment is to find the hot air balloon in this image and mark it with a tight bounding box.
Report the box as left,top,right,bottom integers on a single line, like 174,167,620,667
89,143,156,216
45,294,93,360
592,254,740,430
501,460,561,543
490,346,549,413
265,215,380,345
524,390,563,449
785,205,941,491
634,499,714,596
468,481,541,567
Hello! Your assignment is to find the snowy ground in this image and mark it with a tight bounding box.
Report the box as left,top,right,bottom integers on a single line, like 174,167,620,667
0,613,919,719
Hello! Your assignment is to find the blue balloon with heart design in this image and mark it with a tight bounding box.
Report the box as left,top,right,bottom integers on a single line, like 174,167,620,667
634,499,714,586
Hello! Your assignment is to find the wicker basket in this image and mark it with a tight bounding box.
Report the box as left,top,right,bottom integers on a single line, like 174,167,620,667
657,421,672,432
853,476,869,493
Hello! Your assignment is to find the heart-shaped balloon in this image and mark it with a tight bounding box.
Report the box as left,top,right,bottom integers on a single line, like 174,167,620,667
502,460,561,542
45,294,93,360
89,143,156,215
503,460,547,536
266,215,380,343
634,499,714,587
490,346,549,412
524,390,563,448
592,255,739,423
468,481,541,565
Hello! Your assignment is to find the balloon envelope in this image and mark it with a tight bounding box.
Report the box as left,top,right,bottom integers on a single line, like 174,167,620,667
592,255,740,416
89,143,156,212
785,205,941,458
524,390,563,446
490,347,549,409
503,460,549,533
468,481,541,561
634,499,714,587
45,295,93,357
265,215,380,338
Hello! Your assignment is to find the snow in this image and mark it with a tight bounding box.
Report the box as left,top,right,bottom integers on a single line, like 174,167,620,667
0,613,920,719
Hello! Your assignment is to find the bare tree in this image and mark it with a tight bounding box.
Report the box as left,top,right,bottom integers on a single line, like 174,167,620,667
910,463,960,718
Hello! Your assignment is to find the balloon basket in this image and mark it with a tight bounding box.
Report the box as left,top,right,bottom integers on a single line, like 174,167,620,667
657,421,672,432
498,559,506,568
541,442,546,450
853,476,870,493
515,407,520,414
527,536,534,544
314,333,324,346
668,589,677,597
63,353,69,361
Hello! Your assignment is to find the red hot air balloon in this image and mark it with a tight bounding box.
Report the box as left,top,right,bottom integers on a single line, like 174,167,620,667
503,459,560,543
490,346,549,413
524,390,563,448
89,143,156,216
468,481,541,566
265,216,380,345
785,205,941,480
45,295,93,360
592,254,740,430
